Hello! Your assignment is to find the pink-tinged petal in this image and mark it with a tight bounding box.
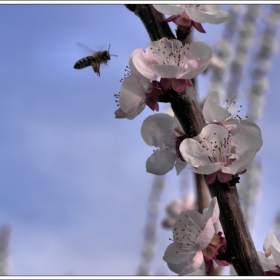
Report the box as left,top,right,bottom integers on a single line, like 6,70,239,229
146,150,177,175
159,78,171,91
179,138,207,165
131,49,159,80
203,92,230,123
120,75,145,99
217,171,232,183
184,40,213,62
179,59,210,79
179,41,213,79
193,21,206,33
179,251,204,276
128,49,150,79
171,78,187,92
187,268,205,276
151,64,188,79
141,113,176,147
203,197,220,225
270,246,280,266
186,7,229,24
166,253,199,274
194,124,228,143
163,242,194,265
241,119,262,138
153,4,183,15
167,260,190,275
204,258,214,274
257,251,277,271
230,119,262,138
206,91,220,103
221,150,256,175
114,106,145,120
194,219,215,251
178,209,204,225
114,108,127,119
264,233,280,253
195,161,225,175
214,219,223,234
174,158,187,175
119,76,146,116
231,126,263,152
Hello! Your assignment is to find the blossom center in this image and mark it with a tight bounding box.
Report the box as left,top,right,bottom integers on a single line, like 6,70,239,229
198,131,235,165
149,39,190,67
173,214,202,252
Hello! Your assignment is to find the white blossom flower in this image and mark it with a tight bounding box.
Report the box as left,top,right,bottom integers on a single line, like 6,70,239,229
203,91,262,136
163,197,228,275
153,4,229,33
131,37,212,92
179,123,263,184
141,113,187,175
114,49,163,120
257,233,280,275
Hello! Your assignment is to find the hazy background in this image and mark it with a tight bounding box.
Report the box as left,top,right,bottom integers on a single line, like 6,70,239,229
0,4,279,275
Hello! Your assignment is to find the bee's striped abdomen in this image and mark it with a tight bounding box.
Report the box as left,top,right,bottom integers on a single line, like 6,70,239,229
74,56,96,69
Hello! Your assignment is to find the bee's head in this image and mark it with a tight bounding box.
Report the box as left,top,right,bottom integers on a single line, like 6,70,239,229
103,50,111,60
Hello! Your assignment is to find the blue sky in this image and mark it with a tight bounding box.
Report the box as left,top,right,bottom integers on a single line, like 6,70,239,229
0,4,279,276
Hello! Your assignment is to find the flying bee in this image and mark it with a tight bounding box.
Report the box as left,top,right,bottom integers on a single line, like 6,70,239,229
74,43,118,77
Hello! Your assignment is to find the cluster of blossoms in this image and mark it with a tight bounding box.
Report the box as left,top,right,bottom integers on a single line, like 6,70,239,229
140,91,263,183
163,197,229,275
115,4,265,276
115,37,213,119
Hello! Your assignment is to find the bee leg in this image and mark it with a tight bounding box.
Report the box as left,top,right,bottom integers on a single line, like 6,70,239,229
91,62,100,77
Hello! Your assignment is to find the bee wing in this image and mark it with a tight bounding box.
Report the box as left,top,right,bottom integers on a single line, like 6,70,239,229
76,42,96,55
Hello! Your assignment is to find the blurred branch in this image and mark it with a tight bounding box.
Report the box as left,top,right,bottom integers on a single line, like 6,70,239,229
226,5,260,100
137,176,165,275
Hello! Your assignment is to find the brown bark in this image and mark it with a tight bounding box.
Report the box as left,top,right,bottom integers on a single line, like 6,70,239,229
124,4,175,41
125,4,265,276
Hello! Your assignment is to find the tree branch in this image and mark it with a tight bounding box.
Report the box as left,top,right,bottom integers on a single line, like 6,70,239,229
126,4,265,276
207,177,265,275
125,4,175,41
